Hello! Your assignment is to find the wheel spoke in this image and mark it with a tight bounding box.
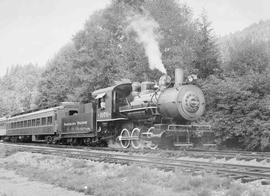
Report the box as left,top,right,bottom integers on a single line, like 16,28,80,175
131,128,141,149
147,127,158,150
119,128,130,149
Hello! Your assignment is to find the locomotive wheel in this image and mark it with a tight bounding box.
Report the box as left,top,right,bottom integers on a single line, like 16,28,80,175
46,136,53,144
83,138,91,146
119,128,130,149
131,128,141,149
52,136,58,144
147,127,158,150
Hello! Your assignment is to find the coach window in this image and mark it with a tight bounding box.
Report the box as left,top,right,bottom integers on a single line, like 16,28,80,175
24,121,27,127
36,118,40,126
28,120,31,127
41,117,46,125
47,116,52,125
32,119,36,126
11,122,14,129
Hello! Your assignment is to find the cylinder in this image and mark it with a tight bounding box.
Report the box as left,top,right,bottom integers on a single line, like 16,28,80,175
175,68,184,87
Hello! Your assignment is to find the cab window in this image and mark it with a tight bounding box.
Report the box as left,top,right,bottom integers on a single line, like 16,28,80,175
96,93,106,109
69,110,78,116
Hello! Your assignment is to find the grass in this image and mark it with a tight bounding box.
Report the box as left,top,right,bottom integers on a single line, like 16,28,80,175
1,152,270,196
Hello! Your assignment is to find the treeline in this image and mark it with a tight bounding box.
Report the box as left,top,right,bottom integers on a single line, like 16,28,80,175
0,0,270,150
37,0,220,106
0,64,41,115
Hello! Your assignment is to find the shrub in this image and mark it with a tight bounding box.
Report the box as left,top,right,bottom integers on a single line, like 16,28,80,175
200,72,270,151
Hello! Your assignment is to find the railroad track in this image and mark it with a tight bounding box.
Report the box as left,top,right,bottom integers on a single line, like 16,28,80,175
2,141,270,161
2,142,270,184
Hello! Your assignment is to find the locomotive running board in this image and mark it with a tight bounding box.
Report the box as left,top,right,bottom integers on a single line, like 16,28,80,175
97,118,128,122
202,144,216,147
173,143,193,147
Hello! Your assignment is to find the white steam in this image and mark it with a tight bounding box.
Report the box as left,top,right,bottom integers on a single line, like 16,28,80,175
127,14,166,74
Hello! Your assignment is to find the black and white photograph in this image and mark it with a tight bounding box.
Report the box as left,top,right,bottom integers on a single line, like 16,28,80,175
0,0,270,195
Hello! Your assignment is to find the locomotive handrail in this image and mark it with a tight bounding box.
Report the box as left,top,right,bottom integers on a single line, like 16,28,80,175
167,124,212,131
119,105,157,113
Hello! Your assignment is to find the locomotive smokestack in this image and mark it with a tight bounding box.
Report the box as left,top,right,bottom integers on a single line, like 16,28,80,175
174,68,184,87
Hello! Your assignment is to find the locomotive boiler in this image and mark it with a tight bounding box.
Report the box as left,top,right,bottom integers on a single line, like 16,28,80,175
128,68,205,122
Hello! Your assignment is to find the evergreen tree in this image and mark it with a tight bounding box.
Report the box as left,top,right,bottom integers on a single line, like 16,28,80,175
0,64,41,116
37,43,76,107
192,13,220,78
225,38,269,76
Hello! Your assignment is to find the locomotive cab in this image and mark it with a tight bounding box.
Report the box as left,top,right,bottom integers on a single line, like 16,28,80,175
92,83,132,121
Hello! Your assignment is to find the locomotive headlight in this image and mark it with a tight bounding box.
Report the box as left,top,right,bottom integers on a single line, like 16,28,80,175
158,75,171,87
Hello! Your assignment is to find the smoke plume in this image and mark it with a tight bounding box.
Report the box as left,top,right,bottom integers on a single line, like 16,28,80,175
127,14,166,74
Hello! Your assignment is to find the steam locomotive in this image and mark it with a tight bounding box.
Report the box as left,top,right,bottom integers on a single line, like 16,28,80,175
0,68,214,149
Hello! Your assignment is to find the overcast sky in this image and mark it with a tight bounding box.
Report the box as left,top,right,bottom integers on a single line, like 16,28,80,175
0,0,270,76
186,0,270,36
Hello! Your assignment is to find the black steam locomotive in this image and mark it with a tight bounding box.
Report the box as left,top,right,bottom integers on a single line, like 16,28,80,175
0,68,214,149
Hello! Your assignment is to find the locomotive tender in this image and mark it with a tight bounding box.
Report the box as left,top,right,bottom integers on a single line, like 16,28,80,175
0,68,214,149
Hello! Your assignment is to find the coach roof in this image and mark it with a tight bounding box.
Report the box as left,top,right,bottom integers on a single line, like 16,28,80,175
8,102,79,120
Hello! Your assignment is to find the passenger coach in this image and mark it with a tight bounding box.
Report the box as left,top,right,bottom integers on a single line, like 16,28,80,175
5,102,79,143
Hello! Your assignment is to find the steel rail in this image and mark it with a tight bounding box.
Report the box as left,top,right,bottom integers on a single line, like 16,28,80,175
3,141,270,161
2,143,270,182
